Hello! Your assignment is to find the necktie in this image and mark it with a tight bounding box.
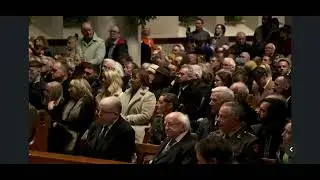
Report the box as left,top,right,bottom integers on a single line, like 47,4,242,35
163,139,177,153
99,125,108,139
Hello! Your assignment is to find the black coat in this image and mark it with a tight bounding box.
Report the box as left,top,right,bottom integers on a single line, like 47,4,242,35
83,116,136,162
151,132,197,164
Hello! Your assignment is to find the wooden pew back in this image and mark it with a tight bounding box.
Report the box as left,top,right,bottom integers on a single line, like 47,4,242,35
29,110,50,152
135,143,160,164
29,150,128,164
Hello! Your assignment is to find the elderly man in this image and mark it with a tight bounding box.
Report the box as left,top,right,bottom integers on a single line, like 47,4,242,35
29,60,46,110
105,25,129,63
273,75,291,119
222,57,236,73
169,65,202,131
197,86,234,140
229,32,252,58
81,96,135,162
51,60,71,103
76,21,106,65
210,101,261,164
230,82,259,127
150,112,197,164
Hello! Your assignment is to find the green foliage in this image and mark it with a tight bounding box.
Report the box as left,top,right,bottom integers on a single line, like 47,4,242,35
225,16,243,22
133,16,157,26
178,16,199,27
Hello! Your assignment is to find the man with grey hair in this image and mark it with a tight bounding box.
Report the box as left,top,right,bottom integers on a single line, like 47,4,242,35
169,65,203,132
222,57,236,73
76,21,106,65
151,112,197,164
230,82,259,126
197,86,234,140
104,25,129,62
81,96,135,162
210,101,261,164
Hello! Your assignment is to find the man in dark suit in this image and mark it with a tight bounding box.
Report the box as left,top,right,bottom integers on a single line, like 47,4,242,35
81,96,135,162
104,25,128,63
169,65,202,132
150,112,197,164
230,82,259,127
29,60,46,110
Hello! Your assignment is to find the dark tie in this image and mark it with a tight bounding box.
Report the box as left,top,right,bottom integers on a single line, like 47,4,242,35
162,139,177,154
99,125,108,139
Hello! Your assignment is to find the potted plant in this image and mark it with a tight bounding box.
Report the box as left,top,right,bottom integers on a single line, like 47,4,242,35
225,16,244,26
178,16,199,27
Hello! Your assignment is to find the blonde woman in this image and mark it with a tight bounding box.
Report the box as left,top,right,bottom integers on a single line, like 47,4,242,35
96,70,123,105
43,81,64,122
61,78,95,134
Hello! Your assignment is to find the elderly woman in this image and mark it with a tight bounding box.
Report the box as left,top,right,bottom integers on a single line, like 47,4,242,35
102,58,124,77
43,81,64,122
119,69,156,143
96,69,123,105
50,78,95,153
61,78,95,135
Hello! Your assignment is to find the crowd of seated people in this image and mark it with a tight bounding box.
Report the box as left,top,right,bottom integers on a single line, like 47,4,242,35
29,16,293,164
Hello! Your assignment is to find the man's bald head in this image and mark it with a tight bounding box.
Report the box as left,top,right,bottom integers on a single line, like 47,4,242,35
97,96,122,125
236,32,246,45
230,82,249,103
222,58,236,72
81,21,94,40
265,43,276,56
100,96,122,113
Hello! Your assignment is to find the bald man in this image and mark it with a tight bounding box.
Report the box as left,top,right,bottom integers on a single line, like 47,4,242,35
81,96,135,162
222,57,236,72
105,25,129,63
76,21,106,65
229,32,252,57
151,112,197,164
264,43,276,57
230,82,259,127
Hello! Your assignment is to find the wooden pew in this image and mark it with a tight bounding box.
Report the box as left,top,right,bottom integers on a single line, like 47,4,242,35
29,110,50,152
29,150,128,164
135,143,160,164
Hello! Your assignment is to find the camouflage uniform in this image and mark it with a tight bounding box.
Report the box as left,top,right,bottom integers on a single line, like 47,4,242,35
149,115,166,145
209,128,262,164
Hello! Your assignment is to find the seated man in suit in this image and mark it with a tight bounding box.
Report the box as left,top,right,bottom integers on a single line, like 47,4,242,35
150,112,197,164
80,96,135,162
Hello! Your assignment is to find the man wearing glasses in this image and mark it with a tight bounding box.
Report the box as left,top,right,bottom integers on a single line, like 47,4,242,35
76,21,106,65
80,96,135,162
104,25,129,63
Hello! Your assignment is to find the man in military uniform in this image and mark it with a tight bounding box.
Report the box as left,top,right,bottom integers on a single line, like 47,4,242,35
209,101,262,164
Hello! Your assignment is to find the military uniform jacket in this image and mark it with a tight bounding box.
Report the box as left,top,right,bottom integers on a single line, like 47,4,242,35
210,128,262,164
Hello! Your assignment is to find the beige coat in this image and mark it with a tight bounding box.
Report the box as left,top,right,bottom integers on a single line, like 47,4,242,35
120,87,156,143
76,33,106,65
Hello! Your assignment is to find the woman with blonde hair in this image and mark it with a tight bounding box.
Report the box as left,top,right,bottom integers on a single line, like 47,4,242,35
50,78,95,153
96,70,123,105
44,81,64,121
